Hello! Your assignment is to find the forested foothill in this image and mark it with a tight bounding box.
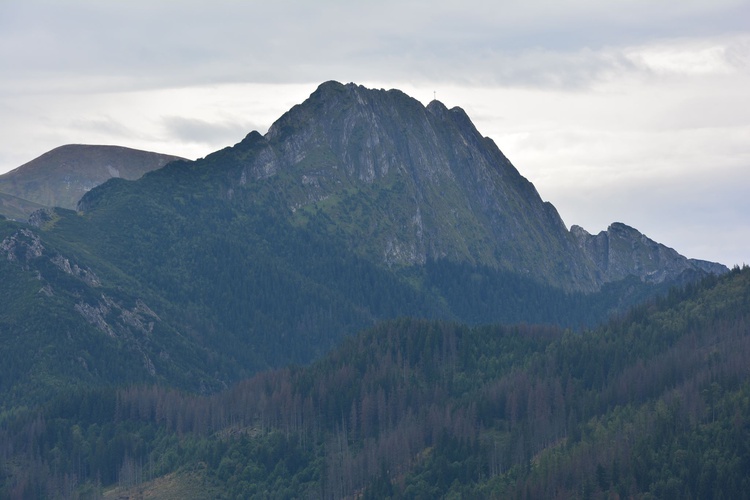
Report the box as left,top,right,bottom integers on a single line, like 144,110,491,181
2,265,748,498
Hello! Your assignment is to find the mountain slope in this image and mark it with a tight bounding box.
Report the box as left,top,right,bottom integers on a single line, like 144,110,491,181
0,192,46,221
0,217,223,406
0,81,727,409
0,144,183,218
3,266,748,498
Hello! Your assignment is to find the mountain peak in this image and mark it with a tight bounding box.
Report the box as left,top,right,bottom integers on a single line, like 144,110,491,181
426,99,448,113
150,81,725,291
204,83,598,288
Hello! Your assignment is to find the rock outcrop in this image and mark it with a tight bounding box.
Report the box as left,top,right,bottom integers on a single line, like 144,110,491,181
570,223,728,285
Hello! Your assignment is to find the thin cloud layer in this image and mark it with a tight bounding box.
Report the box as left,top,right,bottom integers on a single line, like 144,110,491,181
3,0,748,91
161,116,260,146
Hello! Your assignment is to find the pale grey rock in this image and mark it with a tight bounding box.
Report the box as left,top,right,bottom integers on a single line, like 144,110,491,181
1,229,44,262
50,254,101,287
75,300,116,337
571,222,729,284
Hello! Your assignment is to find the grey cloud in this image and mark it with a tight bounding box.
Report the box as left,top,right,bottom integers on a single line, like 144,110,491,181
69,116,141,140
3,0,748,94
161,116,260,146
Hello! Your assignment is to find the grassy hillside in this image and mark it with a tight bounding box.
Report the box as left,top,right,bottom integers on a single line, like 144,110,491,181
0,194,46,221
0,145,183,217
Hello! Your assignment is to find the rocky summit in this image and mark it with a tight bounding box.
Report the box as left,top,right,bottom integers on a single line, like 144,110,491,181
260,82,595,289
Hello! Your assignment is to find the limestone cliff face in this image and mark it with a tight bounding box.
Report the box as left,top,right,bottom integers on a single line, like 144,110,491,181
229,81,600,290
570,223,728,284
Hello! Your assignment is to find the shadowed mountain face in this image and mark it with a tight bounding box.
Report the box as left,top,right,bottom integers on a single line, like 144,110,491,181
0,81,728,408
0,144,184,218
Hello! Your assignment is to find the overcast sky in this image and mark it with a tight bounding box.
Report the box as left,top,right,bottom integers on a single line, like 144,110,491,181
1,0,748,266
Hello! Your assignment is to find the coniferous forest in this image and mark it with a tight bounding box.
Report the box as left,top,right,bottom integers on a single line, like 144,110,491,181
2,266,749,498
